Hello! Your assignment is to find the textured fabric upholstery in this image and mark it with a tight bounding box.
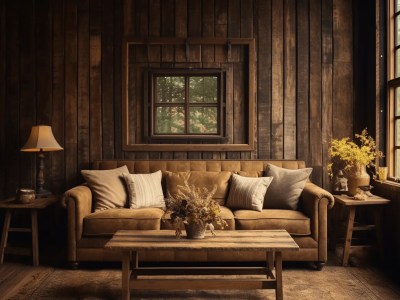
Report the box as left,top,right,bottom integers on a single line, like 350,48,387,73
63,159,333,265
83,208,164,236
234,209,311,236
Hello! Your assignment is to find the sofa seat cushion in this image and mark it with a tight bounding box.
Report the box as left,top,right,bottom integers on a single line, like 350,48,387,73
83,208,164,236
233,209,311,236
160,206,235,230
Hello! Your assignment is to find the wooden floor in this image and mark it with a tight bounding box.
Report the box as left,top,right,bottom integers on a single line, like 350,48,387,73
1,252,400,299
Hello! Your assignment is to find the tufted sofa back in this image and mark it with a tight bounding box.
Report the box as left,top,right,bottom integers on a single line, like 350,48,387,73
92,160,306,174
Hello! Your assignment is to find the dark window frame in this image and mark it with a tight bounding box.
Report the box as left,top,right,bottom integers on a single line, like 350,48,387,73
144,68,227,142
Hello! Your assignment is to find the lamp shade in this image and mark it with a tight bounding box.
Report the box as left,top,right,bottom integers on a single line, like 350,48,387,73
20,125,63,152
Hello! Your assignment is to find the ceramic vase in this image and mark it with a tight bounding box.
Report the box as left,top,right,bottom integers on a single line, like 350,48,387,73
347,164,370,196
184,222,206,239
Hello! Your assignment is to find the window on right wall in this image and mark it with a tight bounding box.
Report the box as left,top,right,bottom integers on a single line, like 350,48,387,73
388,0,400,179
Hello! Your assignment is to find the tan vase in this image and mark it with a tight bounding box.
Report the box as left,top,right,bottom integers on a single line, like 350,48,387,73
184,222,206,239
347,164,370,196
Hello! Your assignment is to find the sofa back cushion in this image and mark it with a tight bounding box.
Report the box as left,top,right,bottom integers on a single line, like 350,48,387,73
165,171,231,205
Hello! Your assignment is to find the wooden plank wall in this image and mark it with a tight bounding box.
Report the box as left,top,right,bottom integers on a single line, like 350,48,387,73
0,0,356,196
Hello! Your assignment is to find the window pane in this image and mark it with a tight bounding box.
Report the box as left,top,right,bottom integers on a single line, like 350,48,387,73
397,150,400,178
396,49,400,78
396,16,400,46
397,0,400,12
189,76,218,103
396,119,400,146
189,107,218,134
396,88,400,116
155,107,185,134
156,77,185,103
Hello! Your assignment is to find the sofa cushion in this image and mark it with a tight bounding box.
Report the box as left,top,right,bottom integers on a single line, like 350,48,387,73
81,165,129,212
226,174,273,211
161,206,235,230
165,171,231,205
122,171,165,209
233,209,311,236
264,163,312,210
83,208,164,236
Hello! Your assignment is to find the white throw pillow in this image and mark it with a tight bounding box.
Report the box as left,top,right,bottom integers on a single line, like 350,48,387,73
264,164,312,210
81,165,129,212
226,174,273,211
122,171,165,209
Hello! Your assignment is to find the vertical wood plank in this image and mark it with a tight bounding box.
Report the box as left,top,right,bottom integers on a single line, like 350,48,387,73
51,0,65,193
102,0,115,159
77,0,90,175
65,0,78,188
271,0,284,159
333,0,353,139
0,0,6,197
19,0,36,189
114,0,123,159
215,0,227,62
322,0,333,190
296,0,310,166
257,0,272,159
35,0,53,189
89,0,102,164
283,0,296,159
5,0,20,195
309,0,323,186
123,0,136,160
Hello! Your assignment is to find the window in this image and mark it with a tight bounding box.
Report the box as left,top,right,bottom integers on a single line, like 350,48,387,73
145,69,225,141
388,1,400,179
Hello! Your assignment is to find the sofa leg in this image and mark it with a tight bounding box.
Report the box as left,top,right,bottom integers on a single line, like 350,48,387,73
314,261,325,271
68,261,79,269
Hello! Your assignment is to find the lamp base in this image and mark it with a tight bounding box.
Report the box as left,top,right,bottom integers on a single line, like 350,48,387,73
36,189,52,198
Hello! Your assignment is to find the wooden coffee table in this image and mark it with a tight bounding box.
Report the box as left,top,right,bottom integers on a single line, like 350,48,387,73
105,230,299,300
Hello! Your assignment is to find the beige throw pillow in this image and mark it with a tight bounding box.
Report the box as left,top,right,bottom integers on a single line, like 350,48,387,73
81,165,129,211
226,174,273,211
122,171,165,209
264,163,312,210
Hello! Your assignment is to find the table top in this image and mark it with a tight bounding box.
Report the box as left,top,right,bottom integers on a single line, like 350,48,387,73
0,194,60,209
105,230,299,252
333,194,390,206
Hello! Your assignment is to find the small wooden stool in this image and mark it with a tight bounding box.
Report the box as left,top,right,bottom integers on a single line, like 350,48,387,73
331,194,390,266
0,195,59,266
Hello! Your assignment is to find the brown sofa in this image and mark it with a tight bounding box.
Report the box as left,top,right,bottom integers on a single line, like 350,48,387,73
62,160,334,269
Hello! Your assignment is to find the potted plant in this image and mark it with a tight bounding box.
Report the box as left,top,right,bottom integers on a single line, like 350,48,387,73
327,129,383,196
163,180,227,239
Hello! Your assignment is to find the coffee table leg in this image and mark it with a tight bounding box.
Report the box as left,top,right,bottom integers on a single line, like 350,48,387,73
275,251,283,300
122,251,131,300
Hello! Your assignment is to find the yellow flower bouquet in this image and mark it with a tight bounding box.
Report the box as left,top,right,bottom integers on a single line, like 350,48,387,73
327,129,383,178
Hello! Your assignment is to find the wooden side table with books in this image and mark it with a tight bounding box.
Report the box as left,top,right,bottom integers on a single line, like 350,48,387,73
331,194,390,266
0,195,60,266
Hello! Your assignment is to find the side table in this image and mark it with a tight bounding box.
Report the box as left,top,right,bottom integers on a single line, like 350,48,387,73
0,195,60,266
331,194,390,266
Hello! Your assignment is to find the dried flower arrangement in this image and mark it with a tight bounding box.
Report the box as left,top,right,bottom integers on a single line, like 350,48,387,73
162,180,227,238
327,129,383,178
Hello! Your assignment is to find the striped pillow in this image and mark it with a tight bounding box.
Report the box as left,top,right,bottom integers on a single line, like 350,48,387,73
122,171,165,209
226,174,273,211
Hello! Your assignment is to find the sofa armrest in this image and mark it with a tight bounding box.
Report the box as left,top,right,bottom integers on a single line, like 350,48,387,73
62,185,92,262
299,182,334,263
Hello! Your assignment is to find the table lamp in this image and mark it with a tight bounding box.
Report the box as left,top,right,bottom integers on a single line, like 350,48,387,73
20,125,63,197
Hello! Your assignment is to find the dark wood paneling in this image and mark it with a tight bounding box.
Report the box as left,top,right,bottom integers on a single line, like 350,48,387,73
0,0,358,194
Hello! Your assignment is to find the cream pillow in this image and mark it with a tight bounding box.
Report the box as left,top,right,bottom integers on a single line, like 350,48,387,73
264,164,312,210
81,165,129,211
122,171,165,209
226,174,273,211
